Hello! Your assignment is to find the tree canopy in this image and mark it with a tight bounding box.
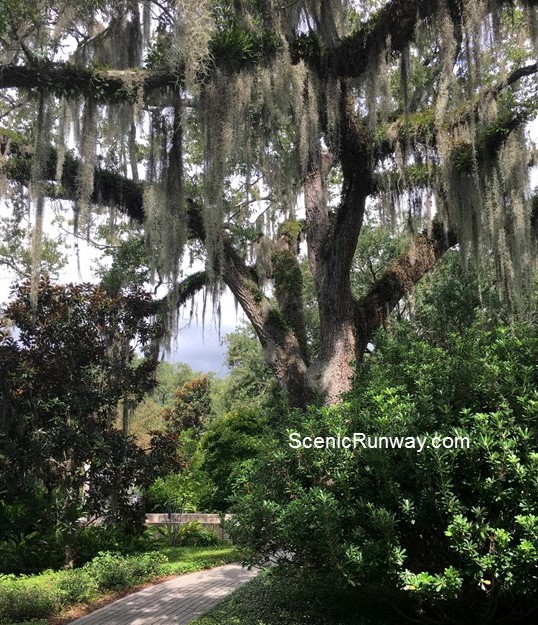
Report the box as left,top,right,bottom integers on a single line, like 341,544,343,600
1,0,537,405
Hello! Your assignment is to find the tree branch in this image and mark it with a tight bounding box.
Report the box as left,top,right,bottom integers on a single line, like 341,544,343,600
291,0,455,77
0,64,182,102
220,233,310,406
3,143,145,221
357,221,457,338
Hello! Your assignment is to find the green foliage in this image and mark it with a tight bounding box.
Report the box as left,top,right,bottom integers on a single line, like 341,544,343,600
209,28,282,71
0,581,58,624
0,279,160,570
230,323,538,623
212,325,279,415
0,0,39,40
74,525,153,564
158,545,236,575
154,521,219,548
147,376,212,479
0,530,54,575
0,188,67,280
166,377,212,436
98,234,151,295
202,407,270,511
350,224,409,296
0,545,235,623
56,568,98,605
124,361,199,447
84,551,168,591
145,470,214,513
191,567,391,625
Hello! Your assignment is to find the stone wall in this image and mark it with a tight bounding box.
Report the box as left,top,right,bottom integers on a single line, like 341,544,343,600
145,513,233,542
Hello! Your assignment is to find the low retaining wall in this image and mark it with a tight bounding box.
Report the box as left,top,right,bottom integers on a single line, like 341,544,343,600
146,513,233,542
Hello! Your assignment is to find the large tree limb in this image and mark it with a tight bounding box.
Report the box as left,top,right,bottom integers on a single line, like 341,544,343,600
3,143,145,220
0,64,181,102
376,63,538,161
357,221,457,339
167,271,207,308
220,234,310,407
1,0,522,106
181,201,312,405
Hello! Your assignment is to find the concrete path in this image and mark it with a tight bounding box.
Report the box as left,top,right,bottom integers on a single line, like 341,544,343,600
70,563,259,625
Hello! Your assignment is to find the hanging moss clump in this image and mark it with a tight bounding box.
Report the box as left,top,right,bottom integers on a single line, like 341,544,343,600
74,97,98,235
168,0,215,89
29,94,53,307
143,108,187,291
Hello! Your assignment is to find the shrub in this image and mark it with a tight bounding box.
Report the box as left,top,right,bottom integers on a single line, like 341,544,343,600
0,582,58,624
0,531,47,575
230,324,538,624
84,551,168,591
145,470,213,514
75,524,153,564
127,551,169,581
56,568,98,605
154,521,219,547
201,408,269,510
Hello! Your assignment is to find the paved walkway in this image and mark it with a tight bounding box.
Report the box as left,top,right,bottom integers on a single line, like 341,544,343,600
70,563,259,625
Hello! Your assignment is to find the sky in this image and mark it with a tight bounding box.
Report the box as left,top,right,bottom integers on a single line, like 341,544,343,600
164,288,245,375
0,203,246,375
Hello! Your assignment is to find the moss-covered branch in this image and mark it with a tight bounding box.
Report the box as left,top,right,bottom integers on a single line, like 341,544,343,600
357,221,457,336
2,141,144,220
0,64,179,102
273,221,309,362
0,29,282,102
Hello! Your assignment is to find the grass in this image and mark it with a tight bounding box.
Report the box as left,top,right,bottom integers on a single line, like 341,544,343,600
160,546,237,574
191,567,398,625
0,545,237,625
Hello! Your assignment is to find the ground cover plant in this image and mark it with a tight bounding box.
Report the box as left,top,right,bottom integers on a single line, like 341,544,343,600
191,567,395,625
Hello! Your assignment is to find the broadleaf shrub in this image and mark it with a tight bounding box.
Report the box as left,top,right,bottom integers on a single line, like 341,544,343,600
0,582,58,624
84,551,168,591
229,324,538,624
56,568,98,605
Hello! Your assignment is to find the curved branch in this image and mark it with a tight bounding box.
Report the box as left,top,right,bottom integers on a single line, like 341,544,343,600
357,221,457,338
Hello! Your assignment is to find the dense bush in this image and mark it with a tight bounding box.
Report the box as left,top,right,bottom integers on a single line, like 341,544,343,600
75,524,153,564
202,408,270,510
0,581,58,624
145,466,214,513
230,324,538,624
0,281,159,570
84,551,168,591
56,568,99,605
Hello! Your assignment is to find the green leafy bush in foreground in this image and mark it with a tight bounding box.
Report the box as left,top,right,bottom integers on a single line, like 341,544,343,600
56,568,99,604
230,324,538,624
0,582,58,624
0,551,167,624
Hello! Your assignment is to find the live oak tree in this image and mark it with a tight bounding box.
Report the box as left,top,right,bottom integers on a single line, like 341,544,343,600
1,0,538,406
